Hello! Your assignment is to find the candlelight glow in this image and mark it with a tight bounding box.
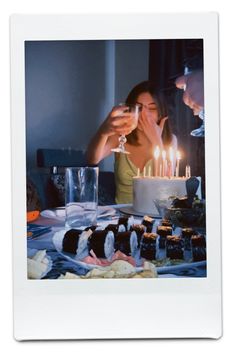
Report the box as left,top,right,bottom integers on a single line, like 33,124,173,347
169,147,174,162
154,146,160,159
162,150,166,159
176,150,181,177
177,150,181,160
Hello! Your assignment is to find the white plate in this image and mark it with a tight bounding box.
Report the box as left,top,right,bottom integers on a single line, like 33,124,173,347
41,205,117,221
52,228,206,274
119,206,161,218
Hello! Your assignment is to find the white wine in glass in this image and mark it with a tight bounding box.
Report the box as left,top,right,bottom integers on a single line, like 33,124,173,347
111,103,141,154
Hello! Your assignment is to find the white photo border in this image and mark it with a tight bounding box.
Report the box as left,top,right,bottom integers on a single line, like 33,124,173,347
10,13,222,340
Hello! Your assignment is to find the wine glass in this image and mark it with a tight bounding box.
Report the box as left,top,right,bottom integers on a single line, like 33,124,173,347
190,109,205,137
111,103,141,154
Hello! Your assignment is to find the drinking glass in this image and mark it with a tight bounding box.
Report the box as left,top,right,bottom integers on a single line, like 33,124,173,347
190,109,205,137
111,103,141,154
65,167,98,228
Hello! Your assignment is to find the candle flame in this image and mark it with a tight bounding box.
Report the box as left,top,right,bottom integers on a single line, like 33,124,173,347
169,147,174,161
154,146,160,159
177,150,181,160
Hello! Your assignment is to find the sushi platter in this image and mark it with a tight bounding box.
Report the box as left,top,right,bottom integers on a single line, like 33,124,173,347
52,214,206,277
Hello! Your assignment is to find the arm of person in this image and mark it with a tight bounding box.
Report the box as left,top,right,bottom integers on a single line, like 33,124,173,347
175,70,204,115
86,129,118,165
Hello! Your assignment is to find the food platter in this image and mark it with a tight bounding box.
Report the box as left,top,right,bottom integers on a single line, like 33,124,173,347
119,205,161,218
52,228,206,276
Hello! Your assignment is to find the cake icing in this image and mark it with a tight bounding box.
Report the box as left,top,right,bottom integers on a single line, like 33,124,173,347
133,176,201,215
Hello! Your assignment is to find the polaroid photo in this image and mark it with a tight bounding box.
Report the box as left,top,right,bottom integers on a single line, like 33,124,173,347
10,13,222,340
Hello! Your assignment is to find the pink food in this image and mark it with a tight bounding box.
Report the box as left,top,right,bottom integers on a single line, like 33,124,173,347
81,250,138,267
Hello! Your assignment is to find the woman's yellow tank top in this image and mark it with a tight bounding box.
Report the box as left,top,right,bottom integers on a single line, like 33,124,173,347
114,153,153,204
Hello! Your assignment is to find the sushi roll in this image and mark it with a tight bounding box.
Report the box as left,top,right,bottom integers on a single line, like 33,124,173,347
84,225,97,232
142,215,155,233
62,228,92,259
115,231,138,257
161,219,172,227
62,229,83,254
130,224,146,247
191,235,206,262
181,227,195,250
157,226,172,249
88,230,115,260
76,230,93,259
166,235,184,260
118,216,134,231
105,223,126,235
140,232,158,260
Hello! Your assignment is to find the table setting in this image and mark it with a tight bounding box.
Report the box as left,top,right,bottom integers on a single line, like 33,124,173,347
27,166,206,280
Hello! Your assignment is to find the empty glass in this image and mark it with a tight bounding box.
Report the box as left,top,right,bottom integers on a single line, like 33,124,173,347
65,167,98,228
190,109,205,137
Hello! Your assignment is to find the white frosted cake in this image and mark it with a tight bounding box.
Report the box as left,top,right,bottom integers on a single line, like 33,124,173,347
133,177,202,215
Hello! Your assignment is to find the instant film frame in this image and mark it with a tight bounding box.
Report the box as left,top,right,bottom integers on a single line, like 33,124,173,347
11,13,222,340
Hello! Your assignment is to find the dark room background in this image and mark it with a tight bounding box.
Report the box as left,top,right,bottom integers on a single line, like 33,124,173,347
25,39,205,205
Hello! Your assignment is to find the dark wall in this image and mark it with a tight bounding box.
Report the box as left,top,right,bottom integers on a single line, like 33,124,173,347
149,39,205,196
25,40,149,172
25,40,107,168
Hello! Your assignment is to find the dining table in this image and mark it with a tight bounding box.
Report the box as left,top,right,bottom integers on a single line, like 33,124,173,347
27,204,207,279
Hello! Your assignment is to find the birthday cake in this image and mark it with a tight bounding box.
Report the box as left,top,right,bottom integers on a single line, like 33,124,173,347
133,176,202,215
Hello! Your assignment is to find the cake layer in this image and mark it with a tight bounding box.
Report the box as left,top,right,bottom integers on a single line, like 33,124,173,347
133,177,201,215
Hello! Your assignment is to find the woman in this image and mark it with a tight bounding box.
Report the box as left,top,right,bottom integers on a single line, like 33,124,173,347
86,81,177,204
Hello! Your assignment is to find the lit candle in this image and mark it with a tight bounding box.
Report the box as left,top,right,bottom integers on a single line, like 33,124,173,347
159,163,162,178
137,168,140,177
169,147,174,177
185,164,191,178
162,150,167,177
153,146,160,177
175,150,181,177
143,166,146,178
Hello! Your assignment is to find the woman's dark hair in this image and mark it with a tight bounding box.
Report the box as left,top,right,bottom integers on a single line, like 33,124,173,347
125,81,173,146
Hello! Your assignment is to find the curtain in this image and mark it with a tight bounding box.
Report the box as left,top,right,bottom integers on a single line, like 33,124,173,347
149,39,205,197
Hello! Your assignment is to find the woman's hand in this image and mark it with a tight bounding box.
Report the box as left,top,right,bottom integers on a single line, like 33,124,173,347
99,105,136,137
138,115,168,148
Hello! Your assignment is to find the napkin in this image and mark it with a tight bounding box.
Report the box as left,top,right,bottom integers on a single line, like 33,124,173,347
27,224,51,238
41,206,117,220
27,249,52,279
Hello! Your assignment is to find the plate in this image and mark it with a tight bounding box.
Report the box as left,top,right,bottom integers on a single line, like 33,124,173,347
119,206,161,219
52,228,206,275
41,206,117,221
52,229,134,270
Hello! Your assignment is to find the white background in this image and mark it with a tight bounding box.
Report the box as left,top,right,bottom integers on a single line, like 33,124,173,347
1,0,234,351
